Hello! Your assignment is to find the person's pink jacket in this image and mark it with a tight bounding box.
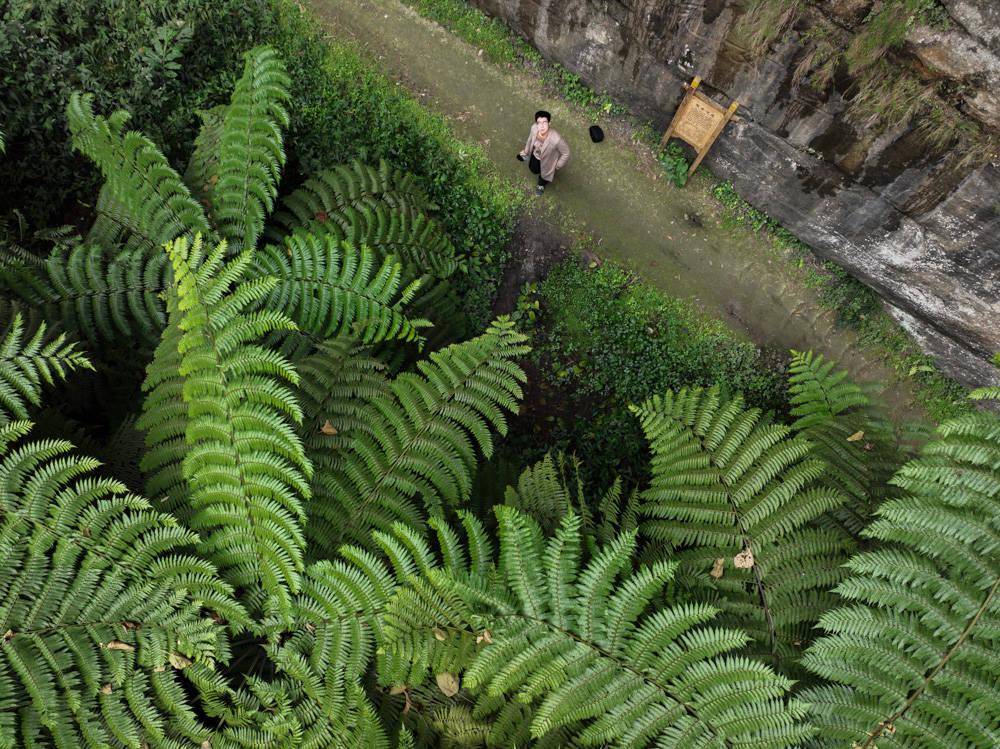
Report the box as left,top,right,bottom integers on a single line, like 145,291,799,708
519,124,570,182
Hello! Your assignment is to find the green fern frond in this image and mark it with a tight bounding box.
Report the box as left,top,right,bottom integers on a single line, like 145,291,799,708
198,560,389,748
970,386,1000,401
296,338,391,461
67,92,210,249
136,314,189,515
0,312,91,425
138,234,311,623
502,452,590,534
210,46,290,253
379,507,814,747
183,104,228,206
0,242,170,344
272,160,436,232
0,421,240,748
268,161,458,281
632,386,853,670
803,410,1000,748
253,232,430,344
307,318,528,551
788,350,903,536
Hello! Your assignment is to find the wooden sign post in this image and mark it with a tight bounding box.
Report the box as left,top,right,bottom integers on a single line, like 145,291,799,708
660,76,739,178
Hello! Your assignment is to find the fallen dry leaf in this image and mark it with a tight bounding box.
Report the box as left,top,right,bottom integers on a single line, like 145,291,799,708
169,652,193,670
846,430,864,442
99,683,113,695
320,420,338,435
476,629,493,645
733,548,755,569
389,684,407,696
436,671,460,697
710,557,725,579
432,627,447,642
104,640,135,652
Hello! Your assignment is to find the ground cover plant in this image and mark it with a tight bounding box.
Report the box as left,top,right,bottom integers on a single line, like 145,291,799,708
1,13,998,749
508,258,788,488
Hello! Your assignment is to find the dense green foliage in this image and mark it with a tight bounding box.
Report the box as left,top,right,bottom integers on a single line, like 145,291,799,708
633,386,852,675
1,11,997,748
518,259,787,486
0,0,280,226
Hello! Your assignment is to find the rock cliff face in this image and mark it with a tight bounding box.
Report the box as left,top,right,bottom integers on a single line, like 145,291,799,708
472,0,1000,387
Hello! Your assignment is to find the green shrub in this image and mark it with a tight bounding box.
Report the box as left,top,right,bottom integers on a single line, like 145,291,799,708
657,141,690,187
518,259,788,485
0,0,279,226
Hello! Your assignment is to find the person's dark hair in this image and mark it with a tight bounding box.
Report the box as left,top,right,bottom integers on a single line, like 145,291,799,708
534,110,551,123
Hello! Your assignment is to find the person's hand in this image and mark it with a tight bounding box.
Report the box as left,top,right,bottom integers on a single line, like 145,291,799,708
516,153,525,162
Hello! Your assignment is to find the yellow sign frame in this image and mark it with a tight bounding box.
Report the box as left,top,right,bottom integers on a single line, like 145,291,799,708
660,76,739,178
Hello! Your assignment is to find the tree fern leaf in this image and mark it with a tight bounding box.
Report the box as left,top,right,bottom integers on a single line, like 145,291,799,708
142,234,311,623
305,318,527,551
788,350,905,537
633,386,853,672
253,232,429,344
67,93,210,248
803,410,1000,748
183,105,228,206
378,507,814,747
0,313,91,426
0,242,170,345
0,423,238,748
271,160,436,237
209,47,290,253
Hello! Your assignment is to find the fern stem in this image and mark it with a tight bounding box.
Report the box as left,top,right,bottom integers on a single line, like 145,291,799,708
858,573,1000,747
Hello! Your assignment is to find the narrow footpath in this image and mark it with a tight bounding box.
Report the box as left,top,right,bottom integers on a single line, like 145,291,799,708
308,0,923,417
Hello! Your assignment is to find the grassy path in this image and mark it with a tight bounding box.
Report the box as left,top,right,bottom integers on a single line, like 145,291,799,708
307,0,923,419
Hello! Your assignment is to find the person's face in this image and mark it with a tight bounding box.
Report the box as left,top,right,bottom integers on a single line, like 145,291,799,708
536,117,549,136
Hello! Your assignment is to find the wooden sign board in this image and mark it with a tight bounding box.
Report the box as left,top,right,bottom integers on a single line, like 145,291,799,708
660,77,739,178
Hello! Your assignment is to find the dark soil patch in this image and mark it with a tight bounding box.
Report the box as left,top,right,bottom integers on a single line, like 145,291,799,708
492,206,572,316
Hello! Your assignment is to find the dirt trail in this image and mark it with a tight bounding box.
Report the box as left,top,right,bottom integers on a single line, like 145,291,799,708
307,0,924,419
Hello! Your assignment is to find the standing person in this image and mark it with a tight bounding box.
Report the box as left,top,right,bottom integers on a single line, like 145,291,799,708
517,110,570,196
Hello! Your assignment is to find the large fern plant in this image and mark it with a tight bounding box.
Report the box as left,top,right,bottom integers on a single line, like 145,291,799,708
801,409,1000,747
0,52,456,349
3,38,998,749
631,386,854,674
364,505,814,747
0,44,518,748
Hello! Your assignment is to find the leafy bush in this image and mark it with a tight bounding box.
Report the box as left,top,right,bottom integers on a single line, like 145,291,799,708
518,259,787,486
657,142,690,187
0,0,280,226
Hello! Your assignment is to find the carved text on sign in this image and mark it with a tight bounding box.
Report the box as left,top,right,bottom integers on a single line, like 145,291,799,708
676,99,724,150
